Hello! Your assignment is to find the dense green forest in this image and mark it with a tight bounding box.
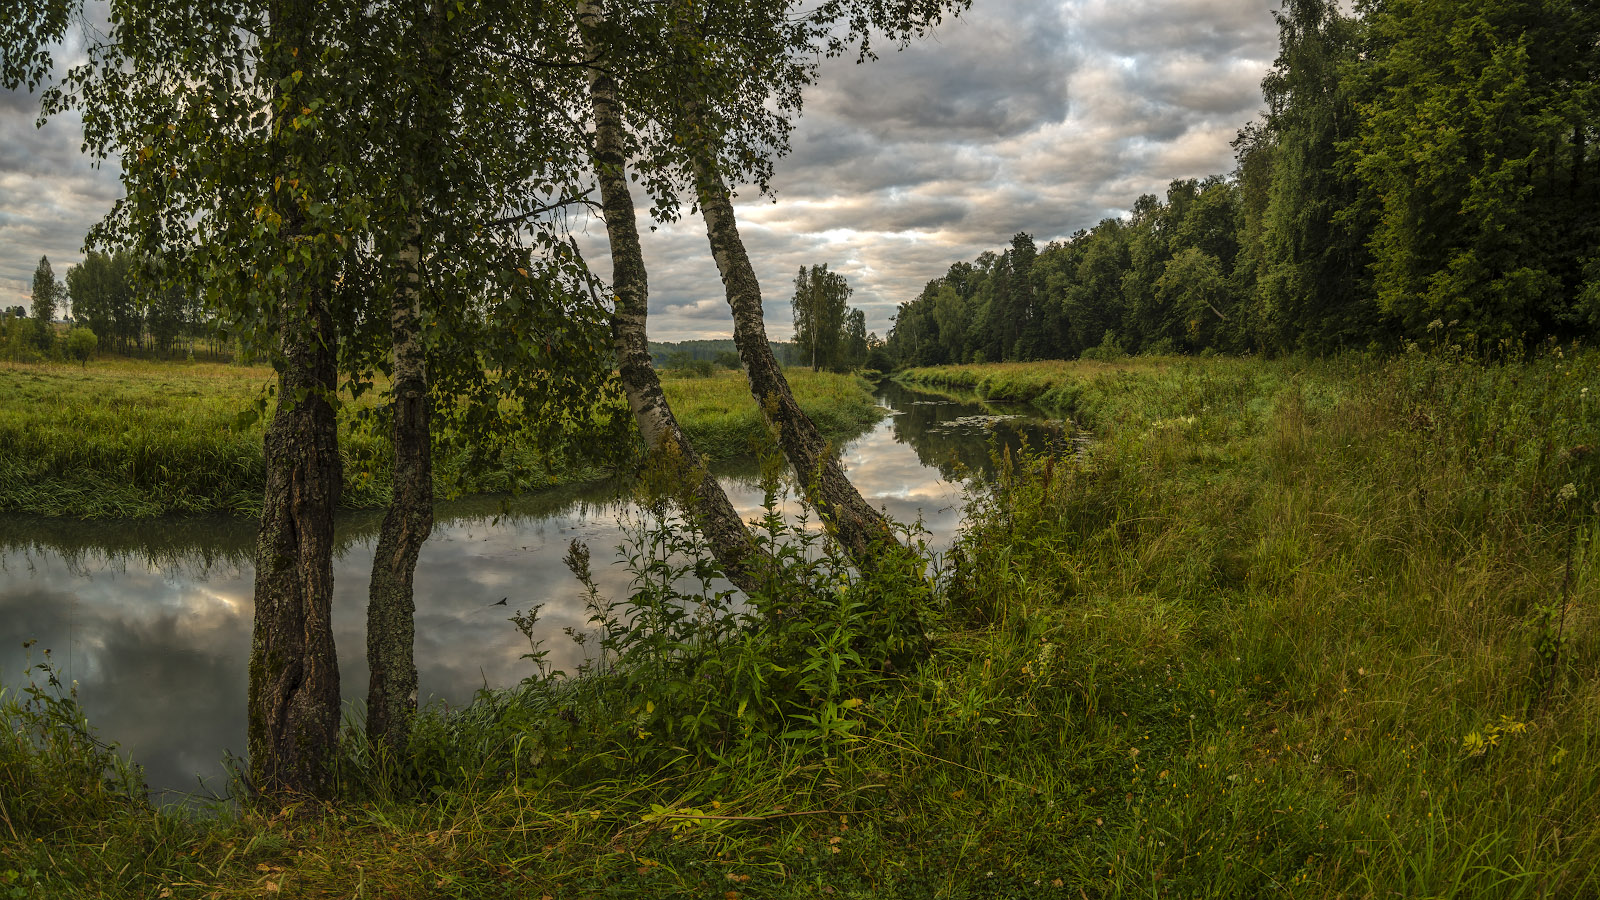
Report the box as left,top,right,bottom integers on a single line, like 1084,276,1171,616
888,0,1600,364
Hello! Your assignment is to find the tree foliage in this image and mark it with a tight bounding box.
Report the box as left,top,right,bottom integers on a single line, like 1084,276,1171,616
29,256,60,325
792,263,850,371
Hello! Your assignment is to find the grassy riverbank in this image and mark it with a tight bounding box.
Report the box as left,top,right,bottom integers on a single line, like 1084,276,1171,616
6,348,1600,898
895,357,1172,411
0,360,882,518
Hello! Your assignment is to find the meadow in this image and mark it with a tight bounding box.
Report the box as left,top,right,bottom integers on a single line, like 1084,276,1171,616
0,359,883,518
5,346,1599,898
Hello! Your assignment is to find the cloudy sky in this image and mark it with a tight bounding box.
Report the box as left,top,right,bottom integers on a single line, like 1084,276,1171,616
0,0,1283,340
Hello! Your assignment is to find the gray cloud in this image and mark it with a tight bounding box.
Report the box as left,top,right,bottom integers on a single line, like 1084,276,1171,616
0,7,121,314
2,0,1284,337
628,0,1282,337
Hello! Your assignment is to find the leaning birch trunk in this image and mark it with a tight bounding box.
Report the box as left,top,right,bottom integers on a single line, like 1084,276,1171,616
246,0,342,799
364,0,445,758
365,211,433,753
690,157,898,565
577,2,764,594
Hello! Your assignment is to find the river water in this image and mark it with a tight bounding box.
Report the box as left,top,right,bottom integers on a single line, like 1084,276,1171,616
0,381,1059,800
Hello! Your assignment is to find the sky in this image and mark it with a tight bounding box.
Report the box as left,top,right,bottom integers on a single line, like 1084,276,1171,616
0,0,1283,340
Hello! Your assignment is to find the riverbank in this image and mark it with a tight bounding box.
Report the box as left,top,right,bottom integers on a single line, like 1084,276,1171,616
0,360,883,518
6,348,1599,897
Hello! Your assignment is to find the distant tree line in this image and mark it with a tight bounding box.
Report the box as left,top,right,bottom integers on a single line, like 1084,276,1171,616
649,338,804,370
4,250,228,361
888,0,1600,364
4,254,96,363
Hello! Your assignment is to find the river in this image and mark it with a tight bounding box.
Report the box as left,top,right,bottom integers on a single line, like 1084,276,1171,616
0,381,1060,801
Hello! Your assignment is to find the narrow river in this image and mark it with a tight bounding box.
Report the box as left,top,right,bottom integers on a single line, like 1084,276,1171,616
0,381,1060,800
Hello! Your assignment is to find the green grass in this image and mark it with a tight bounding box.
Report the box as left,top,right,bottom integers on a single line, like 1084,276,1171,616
896,357,1175,408
0,360,882,518
661,367,884,459
6,348,1600,898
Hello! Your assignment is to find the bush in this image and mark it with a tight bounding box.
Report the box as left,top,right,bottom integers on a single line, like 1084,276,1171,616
1079,328,1126,361
1,648,146,837
664,351,716,377
2,315,41,362
66,326,98,366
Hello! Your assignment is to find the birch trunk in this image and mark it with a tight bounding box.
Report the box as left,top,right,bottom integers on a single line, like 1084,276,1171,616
365,212,432,753
364,1,445,757
578,2,764,593
691,159,898,565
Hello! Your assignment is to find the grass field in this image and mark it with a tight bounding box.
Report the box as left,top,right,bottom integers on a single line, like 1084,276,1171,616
5,347,1600,898
0,359,882,518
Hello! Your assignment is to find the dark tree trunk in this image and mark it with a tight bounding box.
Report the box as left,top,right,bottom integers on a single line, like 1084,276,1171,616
578,2,764,594
691,159,898,564
365,214,432,753
248,270,343,798
247,1,342,799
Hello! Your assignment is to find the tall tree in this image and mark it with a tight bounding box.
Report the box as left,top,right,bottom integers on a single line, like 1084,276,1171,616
29,256,59,324
1352,0,1598,341
245,0,345,797
66,251,138,352
575,0,766,593
1008,232,1039,359
46,0,619,778
650,0,968,566
843,307,868,369
1255,0,1377,351
691,145,896,562
351,0,620,752
791,263,850,371
360,0,444,756
48,0,375,794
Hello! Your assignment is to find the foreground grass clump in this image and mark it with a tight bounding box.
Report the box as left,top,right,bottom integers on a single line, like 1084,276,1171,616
0,360,881,518
6,348,1598,898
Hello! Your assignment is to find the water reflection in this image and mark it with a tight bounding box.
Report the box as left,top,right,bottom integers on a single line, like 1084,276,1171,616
0,382,1056,798
877,381,1069,478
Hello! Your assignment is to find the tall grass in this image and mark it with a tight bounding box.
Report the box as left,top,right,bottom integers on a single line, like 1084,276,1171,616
0,360,881,518
6,349,1596,898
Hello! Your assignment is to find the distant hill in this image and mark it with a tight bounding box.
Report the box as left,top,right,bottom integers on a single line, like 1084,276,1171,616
649,339,801,368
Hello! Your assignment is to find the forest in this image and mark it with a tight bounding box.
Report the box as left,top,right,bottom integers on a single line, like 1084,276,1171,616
887,0,1600,365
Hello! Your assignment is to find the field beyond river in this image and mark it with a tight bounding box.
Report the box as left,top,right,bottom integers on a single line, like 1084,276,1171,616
4,347,1600,898
0,359,883,518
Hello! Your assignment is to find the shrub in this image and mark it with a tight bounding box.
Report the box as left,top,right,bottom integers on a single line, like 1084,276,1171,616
66,326,98,366
1079,328,1126,361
